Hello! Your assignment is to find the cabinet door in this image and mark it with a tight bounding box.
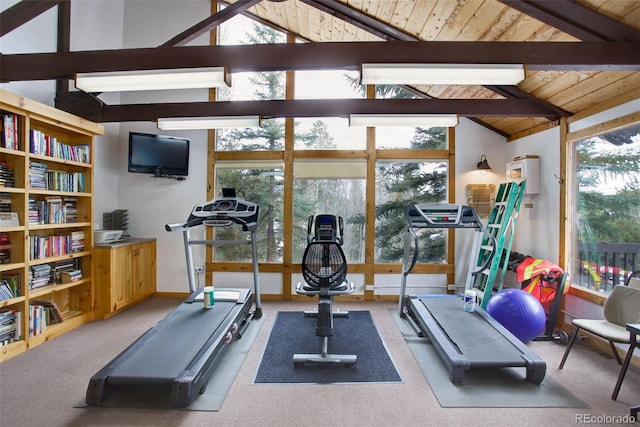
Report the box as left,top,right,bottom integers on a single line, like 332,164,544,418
112,246,134,310
131,241,156,298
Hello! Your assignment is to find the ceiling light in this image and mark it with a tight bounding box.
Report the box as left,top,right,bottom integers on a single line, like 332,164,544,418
360,64,525,86
157,116,261,130
349,114,459,128
477,154,492,171
75,67,230,92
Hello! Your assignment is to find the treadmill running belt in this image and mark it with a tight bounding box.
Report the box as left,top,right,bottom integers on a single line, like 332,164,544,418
419,297,524,364
109,301,237,383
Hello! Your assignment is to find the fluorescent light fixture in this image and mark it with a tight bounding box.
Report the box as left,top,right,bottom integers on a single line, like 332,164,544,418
360,64,525,85
157,116,261,130
75,67,230,92
349,114,458,128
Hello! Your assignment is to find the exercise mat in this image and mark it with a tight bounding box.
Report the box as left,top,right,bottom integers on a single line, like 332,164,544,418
254,311,401,384
391,310,589,408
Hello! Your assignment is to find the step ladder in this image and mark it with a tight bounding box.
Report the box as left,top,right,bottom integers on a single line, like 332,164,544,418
472,180,526,308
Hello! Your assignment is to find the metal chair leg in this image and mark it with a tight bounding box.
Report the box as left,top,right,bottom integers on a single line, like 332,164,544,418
559,327,581,369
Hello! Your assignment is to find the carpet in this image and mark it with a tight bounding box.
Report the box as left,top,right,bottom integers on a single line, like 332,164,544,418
254,311,402,384
75,313,264,411
392,310,589,408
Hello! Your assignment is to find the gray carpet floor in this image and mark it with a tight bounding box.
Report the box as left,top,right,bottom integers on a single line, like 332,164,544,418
1,297,638,427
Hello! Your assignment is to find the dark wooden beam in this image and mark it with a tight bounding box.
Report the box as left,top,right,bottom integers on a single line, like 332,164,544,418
499,0,640,43
2,41,638,82
55,0,70,94
90,98,564,123
298,0,414,41
160,0,262,47
0,0,63,37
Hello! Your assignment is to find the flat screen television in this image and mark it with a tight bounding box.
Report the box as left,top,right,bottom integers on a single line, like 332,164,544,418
128,132,190,178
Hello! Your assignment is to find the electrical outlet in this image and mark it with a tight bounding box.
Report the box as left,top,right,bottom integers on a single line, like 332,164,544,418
195,265,204,274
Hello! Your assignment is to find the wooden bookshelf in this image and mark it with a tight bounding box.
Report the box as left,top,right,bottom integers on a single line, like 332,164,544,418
0,89,103,362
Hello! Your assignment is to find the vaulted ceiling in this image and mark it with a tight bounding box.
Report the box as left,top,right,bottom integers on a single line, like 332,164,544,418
1,0,640,139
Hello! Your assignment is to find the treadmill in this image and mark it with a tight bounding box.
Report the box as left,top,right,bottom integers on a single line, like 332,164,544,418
86,190,262,408
399,203,546,384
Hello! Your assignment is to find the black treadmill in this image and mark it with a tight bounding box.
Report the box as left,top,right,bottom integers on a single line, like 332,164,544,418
86,191,262,408
399,203,546,384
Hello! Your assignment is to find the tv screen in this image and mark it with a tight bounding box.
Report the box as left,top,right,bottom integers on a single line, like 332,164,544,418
128,132,190,177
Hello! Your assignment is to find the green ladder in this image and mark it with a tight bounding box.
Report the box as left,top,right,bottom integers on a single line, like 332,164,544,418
473,180,526,308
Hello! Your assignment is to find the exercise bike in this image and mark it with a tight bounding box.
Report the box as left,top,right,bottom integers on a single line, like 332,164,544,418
293,214,357,367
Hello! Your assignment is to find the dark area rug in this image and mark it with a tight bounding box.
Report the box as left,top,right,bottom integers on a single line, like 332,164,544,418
254,311,402,384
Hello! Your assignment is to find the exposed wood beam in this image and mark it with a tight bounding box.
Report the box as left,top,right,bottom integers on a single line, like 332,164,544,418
160,0,262,47
298,0,414,41
2,41,638,82
485,85,570,117
55,0,70,94
94,98,563,123
0,0,64,37
499,0,640,43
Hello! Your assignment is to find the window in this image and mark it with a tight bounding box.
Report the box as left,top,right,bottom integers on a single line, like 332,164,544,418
375,159,448,263
293,160,366,263
214,161,284,263
568,122,640,293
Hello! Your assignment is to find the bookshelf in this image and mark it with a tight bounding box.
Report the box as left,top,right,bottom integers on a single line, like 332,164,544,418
0,89,103,362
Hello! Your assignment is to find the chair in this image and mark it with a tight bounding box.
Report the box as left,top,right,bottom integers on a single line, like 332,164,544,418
293,214,356,366
626,270,640,289
559,284,640,369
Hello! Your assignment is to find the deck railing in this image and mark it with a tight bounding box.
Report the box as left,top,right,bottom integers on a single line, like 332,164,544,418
574,243,640,293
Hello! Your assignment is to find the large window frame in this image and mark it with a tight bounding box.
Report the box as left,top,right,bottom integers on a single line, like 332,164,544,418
205,23,457,301
564,112,640,303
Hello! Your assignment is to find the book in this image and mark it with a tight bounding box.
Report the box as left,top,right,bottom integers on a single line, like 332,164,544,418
31,300,64,324
0,212,19,226
60,269,82,283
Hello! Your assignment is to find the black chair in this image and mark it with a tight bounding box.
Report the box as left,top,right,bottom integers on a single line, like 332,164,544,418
293,215,356,366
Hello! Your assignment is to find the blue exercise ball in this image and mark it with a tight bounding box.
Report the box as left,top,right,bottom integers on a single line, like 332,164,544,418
486,288,546,342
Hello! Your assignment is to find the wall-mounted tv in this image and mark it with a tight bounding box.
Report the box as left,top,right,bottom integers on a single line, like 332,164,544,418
128,132,190,178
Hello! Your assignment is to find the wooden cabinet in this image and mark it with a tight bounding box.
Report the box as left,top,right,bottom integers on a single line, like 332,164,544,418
94,239,156,319
0,89,103,362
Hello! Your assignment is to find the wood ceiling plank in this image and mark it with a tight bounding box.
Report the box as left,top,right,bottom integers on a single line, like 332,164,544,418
500,13,548,40
295,0,312,39
561,72,640,112
546,71,634,108
387,0,417,31
437,0,484,41
402,0,437,37
283,0,301,35
459,1,507,41
419,0,460,41
482,6,522,40
306,2,323,40
371,0,395,24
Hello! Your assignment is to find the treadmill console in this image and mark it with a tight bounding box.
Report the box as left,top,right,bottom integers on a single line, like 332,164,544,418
166,193,259,232
404,203,481,229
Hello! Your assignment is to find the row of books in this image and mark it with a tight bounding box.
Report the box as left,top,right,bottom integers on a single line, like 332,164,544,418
28,259,83,290
29,301,64,337
0,160,16,188
29,129,90,164
28,196,78,225
0,232,10,264
1,113,21,151
29,161,85,192
0,309,21,347
0,272,21,301
28,231,84,261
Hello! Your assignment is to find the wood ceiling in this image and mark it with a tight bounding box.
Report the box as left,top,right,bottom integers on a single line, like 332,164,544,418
1,0,640,139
